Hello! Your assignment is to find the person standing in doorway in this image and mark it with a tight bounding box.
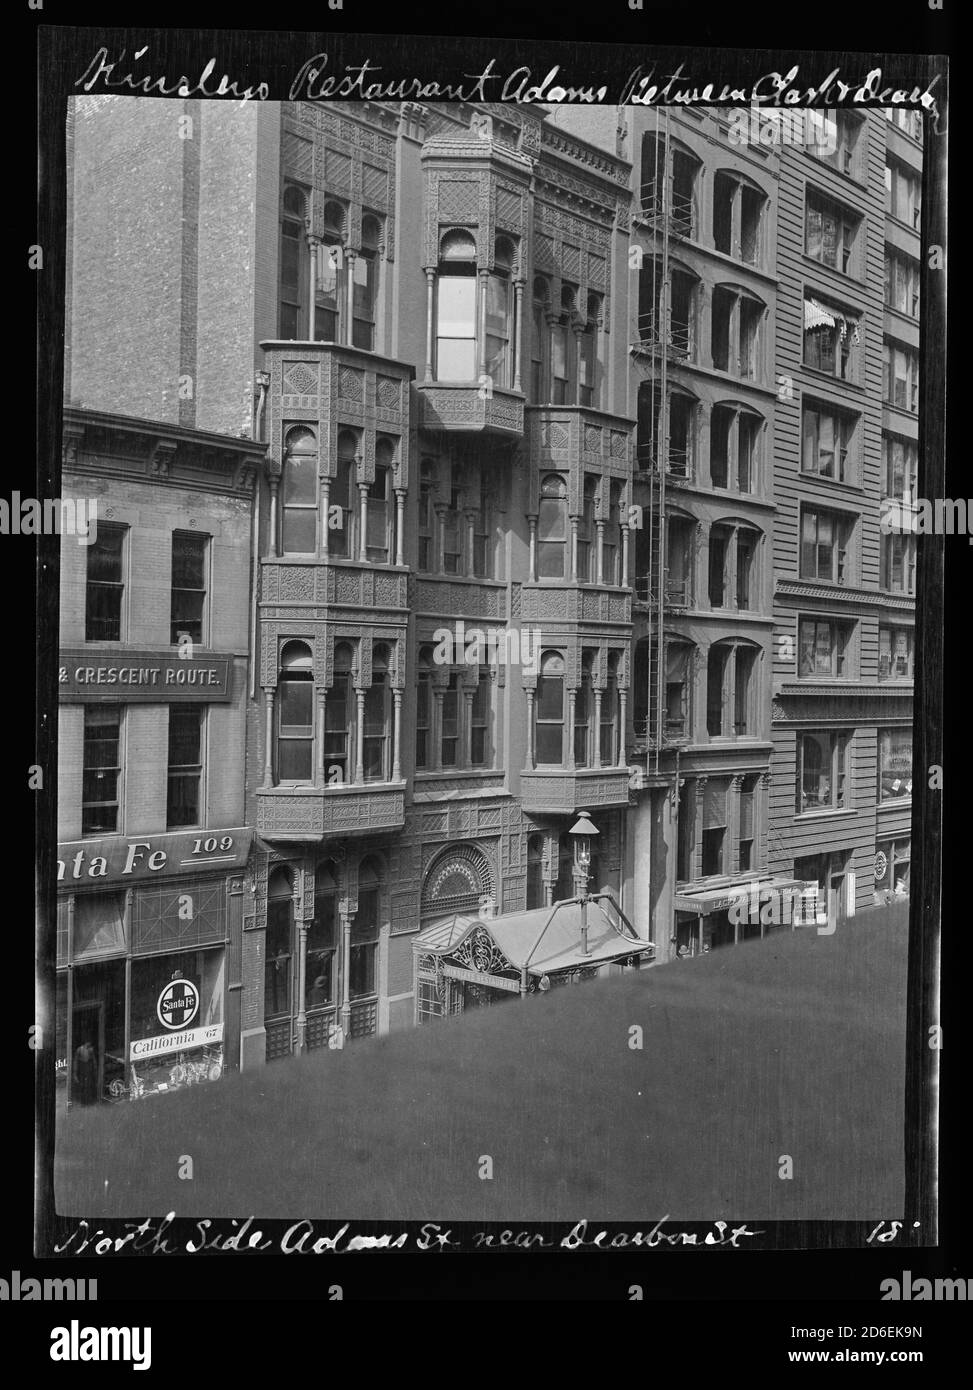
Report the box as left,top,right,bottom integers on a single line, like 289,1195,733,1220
72,1038,99,1106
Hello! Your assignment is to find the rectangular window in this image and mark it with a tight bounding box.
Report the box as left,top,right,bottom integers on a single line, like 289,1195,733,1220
733,647,756,735
167,704,203,828
362,675,389,783
802,403,854,483
878,727,913,802
798,617,849,678
804,298,859,381
736,533,756,610
316,238,343,343
886,160,921,227
796,730,848,814
441,673,460,768
535,666,564,766
352,251,377,351
701,779,728,876
85,523,126,642
880,533,916,594
73,891,126,960
414,665,431,770
883,435,918,502
676,779,695,882
551,322,569,404
485,274,511,388
436,276,477,380
324,669,352,783
885,250,920,318
278,675,314,783
470,668,492,768
805,194,859,274
878,625,914,681
350,901,379,999
442,480,463,576
738,775,757,873
708,532,728,608
531,300,546,402
800,507,853,584
82,706,121,834
884,342,920,413
170,532,208,646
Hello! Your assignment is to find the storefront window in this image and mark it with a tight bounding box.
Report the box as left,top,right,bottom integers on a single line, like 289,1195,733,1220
69,958,126,1105
878,727,913,801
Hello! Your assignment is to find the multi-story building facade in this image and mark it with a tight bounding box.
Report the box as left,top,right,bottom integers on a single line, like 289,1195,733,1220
55,407,265,1105
60,94,917,1090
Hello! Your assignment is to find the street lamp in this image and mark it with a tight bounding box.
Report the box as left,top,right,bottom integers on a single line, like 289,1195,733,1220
569,810,600,956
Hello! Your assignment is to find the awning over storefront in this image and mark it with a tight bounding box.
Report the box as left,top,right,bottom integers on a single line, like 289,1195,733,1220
674,877,807,917
414,894,654,982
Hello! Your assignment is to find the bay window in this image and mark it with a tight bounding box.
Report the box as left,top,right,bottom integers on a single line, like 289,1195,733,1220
329,431,358,559
436,230,477,380
281,426,318,555
324,642,355,784
276,641,314,784
535,652,565,765
362,642,391,782
537,474,568,579
352,213,381,350
366,440,394,564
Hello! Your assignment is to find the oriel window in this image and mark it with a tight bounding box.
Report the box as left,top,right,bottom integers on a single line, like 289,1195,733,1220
363,643,391,783
537,474,568,579
535,652,565,766
324,642,355,784
281,427,318,555
436,230,477,381
329,431,358,559
276,641,314,784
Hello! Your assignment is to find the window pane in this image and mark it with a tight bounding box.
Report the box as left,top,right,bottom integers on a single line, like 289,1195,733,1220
282,509,316,554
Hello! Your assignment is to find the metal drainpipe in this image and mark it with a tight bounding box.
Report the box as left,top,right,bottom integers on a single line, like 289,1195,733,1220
249,373,268,702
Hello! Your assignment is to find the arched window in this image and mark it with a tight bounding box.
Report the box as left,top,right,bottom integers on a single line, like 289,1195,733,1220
281,427,318,554
734,645,757,736
436,229,477,380
601,651,621,765
324,641,355,784
665,642,694,739
707,642,730,738
537,474,568,579
530,276,551,401
578,476,598,583
277,642,314,783
352,856,382,1000
535,651,565,766
329,430,358,559
418,458,436,572
308,862,339,1009
265,868,294,1022
363,642,391,782
353,213,382,350
575,650,595,767
526,834,545,910
316,200,346,342
486,236,515,388
280,185,308,339
415,645,433,770
366,439,394,564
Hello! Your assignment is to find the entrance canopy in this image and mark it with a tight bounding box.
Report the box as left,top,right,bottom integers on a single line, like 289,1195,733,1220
673,877,807,917
414,893,654,985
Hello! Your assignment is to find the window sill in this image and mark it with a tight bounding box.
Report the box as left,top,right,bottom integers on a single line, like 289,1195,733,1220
793,808,857,823
797,472,865,496
878,797,913,810
801,252,865,288
801,365,865,393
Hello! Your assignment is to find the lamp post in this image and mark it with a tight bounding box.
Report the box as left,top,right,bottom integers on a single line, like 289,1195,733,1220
569,811,599,957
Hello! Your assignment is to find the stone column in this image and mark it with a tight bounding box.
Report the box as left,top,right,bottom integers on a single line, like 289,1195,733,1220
262,689,275,788
295,917,310,1053
339,902,353,1036
527,514,538,582
595,519,606,585
513,278,525,392
525,688,535,769
621,522,630,589
567,688,577,769
435,502,447,574
593,687,603,768
618,687,628,767
392,689,403,781
424,269,436,382
357,483,369,563
570,517,579,581
394,488,406,566
267,479,280,558
315,688,326,788
465,510,477,578
354,687,366,783
433,690,445,772
345,252,357,346
478,270,489,379
306,230,319,341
